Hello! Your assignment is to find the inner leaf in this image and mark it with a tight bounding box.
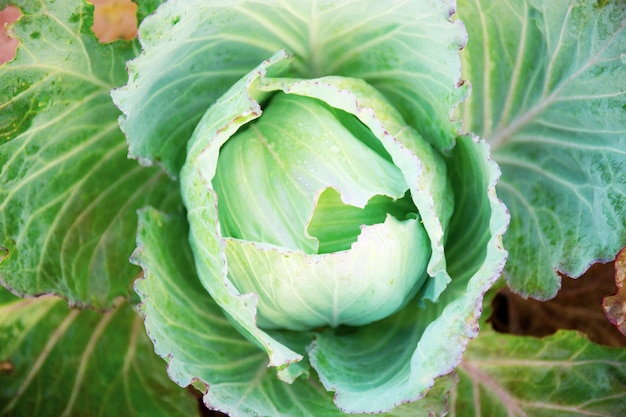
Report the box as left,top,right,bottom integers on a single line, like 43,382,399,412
212,93,408,254
308,188,418,254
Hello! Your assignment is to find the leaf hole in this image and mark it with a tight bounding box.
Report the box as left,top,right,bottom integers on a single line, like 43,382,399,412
89,0,138,43
0,5,21,65
490,261,626,347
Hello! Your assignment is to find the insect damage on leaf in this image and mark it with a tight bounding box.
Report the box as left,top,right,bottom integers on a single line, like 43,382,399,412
491,259,626,347
90,0,138,43
0,5,20,65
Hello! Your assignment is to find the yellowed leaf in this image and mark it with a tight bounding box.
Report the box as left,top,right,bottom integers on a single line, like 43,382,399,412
91,0,138,43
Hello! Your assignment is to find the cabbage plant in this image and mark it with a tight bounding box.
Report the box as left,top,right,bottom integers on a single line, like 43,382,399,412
1,0,625,416
110,1,510,413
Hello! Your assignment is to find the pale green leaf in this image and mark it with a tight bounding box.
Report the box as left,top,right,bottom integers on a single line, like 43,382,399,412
224,215,429,330
452,328,626,416
0,288,198,417
256,75,454,301
458,0,626,298
310,135,509,413
0,0,179,308
132,138,508,415
112,0,468,177
179,51,307,373
176,52,485,412
213,92,409,254
120,0,509,414
184,61,456,335
132,207,457,416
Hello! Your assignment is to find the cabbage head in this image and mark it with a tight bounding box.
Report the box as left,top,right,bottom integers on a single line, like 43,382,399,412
112,0,509,415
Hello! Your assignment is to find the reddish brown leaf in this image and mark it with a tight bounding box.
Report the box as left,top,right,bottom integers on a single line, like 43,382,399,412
603,247,626,336
0,5,20,65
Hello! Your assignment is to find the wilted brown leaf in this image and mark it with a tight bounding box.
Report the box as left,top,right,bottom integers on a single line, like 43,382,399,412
603,247,626,337
0,5,20,65
90,0,138,43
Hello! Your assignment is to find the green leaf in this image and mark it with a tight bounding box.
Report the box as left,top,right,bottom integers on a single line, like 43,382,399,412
0,288,198,417
213,92,410,254
179,51,308,372
132,207,457,416
224,215,429,330
134,0,165,21
458,0,626,298
121,0,509,414
112,0,468,177
0,0,179,308
309,135,509,413
132,137,508,416
176,52,493,409
256,74,454,301
0,285,19,305
453,328,626,416
180,58,453,337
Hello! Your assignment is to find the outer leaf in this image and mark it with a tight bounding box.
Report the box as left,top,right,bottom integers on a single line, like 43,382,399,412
458,0,626,298
0,288,197,417
179,51,307,371
112,0,468,177
0,0,178,308
452,328,626,416
309,135,509,413
132,207,457,417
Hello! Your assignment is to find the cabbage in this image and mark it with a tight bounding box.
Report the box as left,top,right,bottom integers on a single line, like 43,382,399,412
112,1,508,414
2,0,625,414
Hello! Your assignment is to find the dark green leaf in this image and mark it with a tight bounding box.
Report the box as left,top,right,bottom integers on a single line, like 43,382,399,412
0,288,198,417
453,328,626,416
0,0,179,308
